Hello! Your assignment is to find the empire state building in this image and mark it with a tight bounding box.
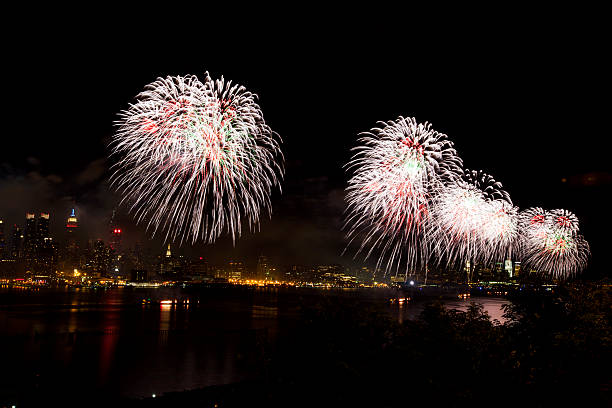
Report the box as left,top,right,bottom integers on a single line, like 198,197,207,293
66,209,79,269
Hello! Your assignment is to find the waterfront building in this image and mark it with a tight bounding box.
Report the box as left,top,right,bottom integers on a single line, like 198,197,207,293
228,261,245,280
256,255,272,280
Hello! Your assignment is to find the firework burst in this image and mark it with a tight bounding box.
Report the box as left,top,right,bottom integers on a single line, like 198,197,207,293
344,117,462,276
110,72,284,244
518,207,589,278
428,170,518,269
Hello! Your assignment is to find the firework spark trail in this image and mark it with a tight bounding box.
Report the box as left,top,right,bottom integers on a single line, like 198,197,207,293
518,207,589,278
110,72,284,245
427,170,518,269
344,117,463,277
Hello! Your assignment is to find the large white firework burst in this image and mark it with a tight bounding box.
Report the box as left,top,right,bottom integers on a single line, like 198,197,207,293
344,117,462,277
428,170,518,269
518,207,589,278
110,72,284,244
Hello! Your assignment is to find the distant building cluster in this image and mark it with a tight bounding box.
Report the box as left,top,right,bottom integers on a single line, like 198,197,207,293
0,209,521,288
1,212,56,281
0,209,378,287
0,209,129,283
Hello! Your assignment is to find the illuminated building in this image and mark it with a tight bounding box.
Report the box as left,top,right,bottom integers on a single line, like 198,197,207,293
495,261,504,277
37,213,50,244
159,244,185,278
357,266,374,284
24,212,37,260
513,261,522,277
91,239,110,277
0,220,18,279
228,261,245,280
65,209,80,270
214,266,228,279
283,265,305,282
37,213,56,274
0,219,5,259
109,226,123,275
66,208,78,230
8,212,56,276
11,225,23,259
132,242,144,267
316,264,343,279
130,269,148,282
464,260,472,281
188,257,210,281
110,227,122,252
125,242,149,274
504,259,513,278
256,255,272,280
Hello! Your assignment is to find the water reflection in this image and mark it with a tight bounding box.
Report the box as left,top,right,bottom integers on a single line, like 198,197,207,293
252,305,278,319
99,311,118,387
390,296,510,324
159,303,171,331
443,297,509,323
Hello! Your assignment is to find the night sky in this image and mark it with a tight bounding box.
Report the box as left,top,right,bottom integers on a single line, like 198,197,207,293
1,11,609,274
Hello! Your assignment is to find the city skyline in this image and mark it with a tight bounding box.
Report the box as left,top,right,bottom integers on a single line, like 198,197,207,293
0,207,378,271
0,205,529,288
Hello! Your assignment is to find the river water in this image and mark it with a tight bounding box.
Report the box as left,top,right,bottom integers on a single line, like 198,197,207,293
0,286,510,402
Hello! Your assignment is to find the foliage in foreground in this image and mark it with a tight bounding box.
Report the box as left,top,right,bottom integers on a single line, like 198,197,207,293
263,282,611,407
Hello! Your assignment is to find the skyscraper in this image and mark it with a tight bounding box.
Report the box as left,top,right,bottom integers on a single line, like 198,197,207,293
92,239,110,277
11,225,23,259
109,226,123,275
109,210,122,252
66,208,78,231
65,209,79,270
158,244,185,279
24,213,37,261
188,257,210,280
37,213,50,244
256,255,272,281
110,227,122,252
228,261,245,280
0,219,5,259
36,213,55,274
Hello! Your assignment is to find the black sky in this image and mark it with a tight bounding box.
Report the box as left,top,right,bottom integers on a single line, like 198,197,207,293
1,9,610,274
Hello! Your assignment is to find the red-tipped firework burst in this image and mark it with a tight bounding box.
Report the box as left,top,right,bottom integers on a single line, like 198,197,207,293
428,170,518,269
518,208,589,278
110,72,284,244
344,117,462,277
